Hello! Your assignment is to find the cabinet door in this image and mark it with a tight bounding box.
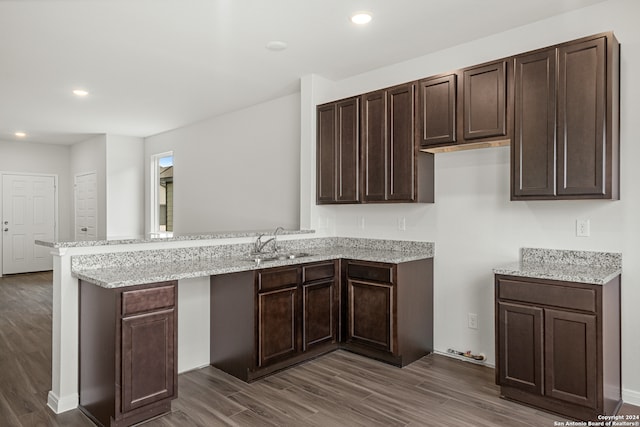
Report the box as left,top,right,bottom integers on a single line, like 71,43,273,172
387,83,416,201
557,37,606,196
336,98,360,202
347,279,393,352
361,90,387,202
513,49,557,198
316,103,337,203
121,308,176,413
497,302,543,395
544,308,597,408
418,74,457,146
302,279,337,351
463,60,507,140
257,286,298,367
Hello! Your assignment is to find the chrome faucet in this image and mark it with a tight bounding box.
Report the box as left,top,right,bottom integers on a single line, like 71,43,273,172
253,226,284,254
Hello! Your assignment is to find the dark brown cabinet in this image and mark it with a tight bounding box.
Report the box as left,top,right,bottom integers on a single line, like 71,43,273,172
495,274,621,420
210,260,338,381
461,60,510,142
317,98,360,204
343,258,433,367
513,49,557,197
361,82,434,203
417,74,457,147
302,262,338,351
512,32,620,200
361,89,388,201
347,278,394,352
257,268,299,367
79,281,178,427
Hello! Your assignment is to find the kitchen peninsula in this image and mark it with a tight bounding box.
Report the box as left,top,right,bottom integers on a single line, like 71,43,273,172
36,232,434,425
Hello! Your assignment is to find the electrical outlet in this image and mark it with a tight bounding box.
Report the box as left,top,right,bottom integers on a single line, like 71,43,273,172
468,313,478,329
397,217,406,231
576,219,590,237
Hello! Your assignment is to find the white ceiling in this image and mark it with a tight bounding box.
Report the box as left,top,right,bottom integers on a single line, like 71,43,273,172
0,0,608,145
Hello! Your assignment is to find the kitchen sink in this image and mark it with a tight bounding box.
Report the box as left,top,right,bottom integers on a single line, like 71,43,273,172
245,252,312,264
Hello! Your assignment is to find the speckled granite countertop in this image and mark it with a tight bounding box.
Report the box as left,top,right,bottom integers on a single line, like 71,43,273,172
493,248,622,285
36,229,315,248
74,238,434,288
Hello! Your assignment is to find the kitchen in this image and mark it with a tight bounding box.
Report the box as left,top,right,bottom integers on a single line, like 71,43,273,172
1,0,639,425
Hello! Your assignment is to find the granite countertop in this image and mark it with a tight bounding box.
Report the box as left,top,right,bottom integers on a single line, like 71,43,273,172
74,243,434,288
36,229,315,248
493,248,622,285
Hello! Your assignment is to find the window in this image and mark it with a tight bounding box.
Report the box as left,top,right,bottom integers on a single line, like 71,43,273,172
150,152,174,237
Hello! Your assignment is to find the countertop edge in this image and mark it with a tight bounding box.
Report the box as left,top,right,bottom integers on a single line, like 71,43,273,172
493,266,622,286
75,250,434,289
36,229,317,248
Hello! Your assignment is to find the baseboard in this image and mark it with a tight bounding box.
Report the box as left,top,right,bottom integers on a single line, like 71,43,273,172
47,390,78,414
434,349,495,368
623,388,640,407
178,363,211,375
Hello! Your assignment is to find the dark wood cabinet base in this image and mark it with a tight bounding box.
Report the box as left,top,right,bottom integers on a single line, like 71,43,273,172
79,400,172,427
495,274,621,420
211,258,434,382
79,280,178,427
500,385,623,422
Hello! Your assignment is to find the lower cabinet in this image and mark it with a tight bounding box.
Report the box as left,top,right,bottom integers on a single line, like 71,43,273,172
79,280,178,427
256,267,300,368
210,257,433,381
495,275,621,420
210,260,339,381
343,258,433,367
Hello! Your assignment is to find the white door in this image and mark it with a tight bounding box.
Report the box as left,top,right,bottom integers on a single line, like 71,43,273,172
2,174,56,274
74,172,98,241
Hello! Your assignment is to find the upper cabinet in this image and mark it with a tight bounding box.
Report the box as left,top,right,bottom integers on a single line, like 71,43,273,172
317,83,435,205
417,74,457,147
512,32,620,200
513,49,557,197
317,97,360,204
362,83,433,203
461,60,511,142
316,31,620,204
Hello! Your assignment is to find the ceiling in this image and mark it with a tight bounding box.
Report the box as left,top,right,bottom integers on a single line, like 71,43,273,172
0,0,608,145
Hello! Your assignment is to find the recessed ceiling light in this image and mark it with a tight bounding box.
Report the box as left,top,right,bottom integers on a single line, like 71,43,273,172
14,131,26,138
266,41,288,51
73,89,89,97
351,12,372,25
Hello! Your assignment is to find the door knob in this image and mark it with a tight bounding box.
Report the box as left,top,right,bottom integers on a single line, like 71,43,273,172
3,228,7,232
81,227,88,232
3,221,7,225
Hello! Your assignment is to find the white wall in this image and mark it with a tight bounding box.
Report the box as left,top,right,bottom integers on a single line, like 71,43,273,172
0,140,72,240
302,0,640,403
70,135,107,239
0,140,72,275
106,135,144,239
145,92,301,234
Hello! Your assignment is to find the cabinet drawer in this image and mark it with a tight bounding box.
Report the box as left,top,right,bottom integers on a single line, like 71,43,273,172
258,267,299,292
122,283,176,316
302,262,335,283
498,278,596,313
347,262,393,284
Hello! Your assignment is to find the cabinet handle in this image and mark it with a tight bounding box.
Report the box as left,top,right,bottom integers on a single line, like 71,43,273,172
3,228,8,232
81,227,88,231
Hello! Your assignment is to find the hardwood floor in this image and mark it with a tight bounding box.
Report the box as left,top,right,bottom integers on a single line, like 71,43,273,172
1,272,637,426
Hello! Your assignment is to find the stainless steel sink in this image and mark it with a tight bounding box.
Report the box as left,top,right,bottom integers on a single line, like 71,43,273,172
245,252,312,264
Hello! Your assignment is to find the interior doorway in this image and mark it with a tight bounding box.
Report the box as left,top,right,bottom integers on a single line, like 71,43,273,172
74,172,98,241
1,173,56,275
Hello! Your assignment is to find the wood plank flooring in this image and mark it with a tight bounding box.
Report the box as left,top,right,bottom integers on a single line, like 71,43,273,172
1,271,638,426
